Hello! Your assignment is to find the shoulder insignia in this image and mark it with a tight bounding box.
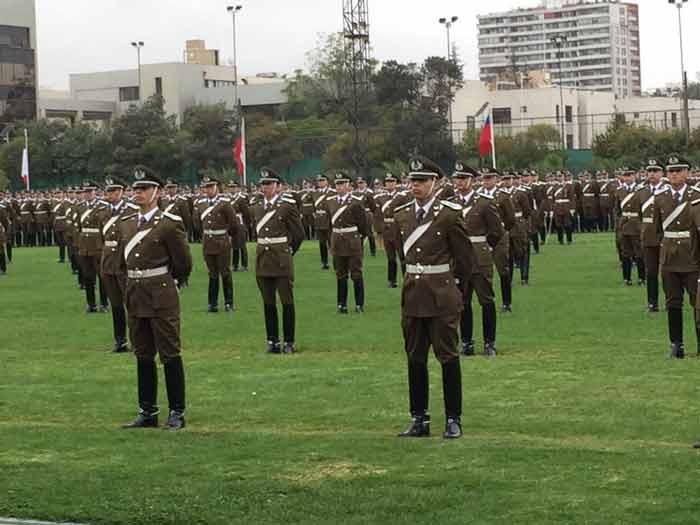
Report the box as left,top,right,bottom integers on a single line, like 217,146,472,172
163,211,182,221
351,195,364,201
692,198,700,206
121,213,137,222
440,200,462,211
281,197,297,205
219,197,231,203
126,202,139,210
478,192,494,200
393,200,415,213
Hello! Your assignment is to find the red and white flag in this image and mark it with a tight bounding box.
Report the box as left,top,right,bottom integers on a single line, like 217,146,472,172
478,108,497,169
21,129,29,190
233,116,247,185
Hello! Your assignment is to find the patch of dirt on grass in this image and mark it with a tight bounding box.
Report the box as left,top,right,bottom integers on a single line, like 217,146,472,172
280,462,388,483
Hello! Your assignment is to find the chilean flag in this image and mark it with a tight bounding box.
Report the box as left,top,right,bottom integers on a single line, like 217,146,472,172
478,114,493,158
233,116,246,183
21,128,29,190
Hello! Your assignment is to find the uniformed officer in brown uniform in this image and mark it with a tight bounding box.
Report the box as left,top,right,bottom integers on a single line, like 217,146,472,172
394,156,473,439
638,160,667,312
353,177,377,257
375,173,410,288
300,180,316,240
323,172,369,313
0,200,8,274
615,169,645,286
101,176,132,353
195,176,239,312
450,162,504,356
654,155,700,358
253,168,305,354
227,180,250,272
120,167,192,430
312,174,335,270
52,189,70,263
552,173,576,245
78,181,110,313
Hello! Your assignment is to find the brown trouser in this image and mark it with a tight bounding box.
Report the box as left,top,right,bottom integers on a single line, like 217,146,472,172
662,270,698,309
129,315,181,364
101,272,126,307
464,271,495,306
333,254,362,280
493,236,509,277
317,229,330,243
402,314,460,365
204,252,232,278
256,276,294,305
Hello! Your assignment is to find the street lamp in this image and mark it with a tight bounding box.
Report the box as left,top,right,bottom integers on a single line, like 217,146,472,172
439,16,458,145
668,0,690,144
130,41,144,101
227,5,243,109
550,35,567,150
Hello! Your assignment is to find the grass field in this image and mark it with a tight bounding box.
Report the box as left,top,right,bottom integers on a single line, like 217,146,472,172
3,234,700,524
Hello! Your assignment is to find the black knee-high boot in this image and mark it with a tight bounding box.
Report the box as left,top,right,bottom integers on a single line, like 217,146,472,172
337,278,348,308
208,278,220,309
164,356,186,414
388,260,398,286
500,273,511,307
407,361,429,417
622,258,632,282
6,241,12,262
222,274,234,307
98,278,108,309
368,234,376,256
483,303,497,344
112,305,128,350
320,242,329,267
264,304,279,342
647,276,659,308
636,257,646,282
353,278,364,308
241,245,248,269
232,249,240,270
461,302,473,344
0,251,6,273
441,360,462,420
136,358,158,415
282,304,295,343
668,308,683,344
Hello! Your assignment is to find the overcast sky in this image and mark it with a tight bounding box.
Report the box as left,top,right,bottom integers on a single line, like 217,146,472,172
35,0,700,91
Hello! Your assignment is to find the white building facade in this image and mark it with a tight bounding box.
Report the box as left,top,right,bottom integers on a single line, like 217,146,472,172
478,0,641,99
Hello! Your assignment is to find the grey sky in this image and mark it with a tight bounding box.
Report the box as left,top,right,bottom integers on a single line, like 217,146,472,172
35,0,699,91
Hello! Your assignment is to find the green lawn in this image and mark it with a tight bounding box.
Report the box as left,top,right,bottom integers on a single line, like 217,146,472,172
2,234,700,525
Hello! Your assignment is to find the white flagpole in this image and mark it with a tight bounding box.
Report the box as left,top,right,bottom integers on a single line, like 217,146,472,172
241,116,247,187
22,128,30,190
490,107,497,169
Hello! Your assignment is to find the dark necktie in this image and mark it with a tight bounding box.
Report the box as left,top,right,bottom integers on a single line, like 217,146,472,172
264,202,270,211
138,215,146,229
674,192,681,206
416,208,425,223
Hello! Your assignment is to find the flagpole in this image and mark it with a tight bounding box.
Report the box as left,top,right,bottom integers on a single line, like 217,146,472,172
23,128,29,191
241,116,247,187
489,107,497,169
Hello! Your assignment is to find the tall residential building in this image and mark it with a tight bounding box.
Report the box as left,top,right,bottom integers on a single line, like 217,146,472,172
0,0,38,125
478,0,640,99
185,40,220,66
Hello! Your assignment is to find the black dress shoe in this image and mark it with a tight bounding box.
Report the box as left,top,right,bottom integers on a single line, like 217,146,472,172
337,305,349,314
484,342,497,357
443,417,462,439
85,305,98,314
355,305,364,313
624,280,633,286
266,341,281,354
669,343,685,359
99,305,109,313
207,305,219,313
388,282,398,288
164,410,185,431
224,303,234,312
647,304,659,313
521,280,529,286
282,342,295,354
461,340,475,356
398,416,430,437
500,304,512,313
123,411,159,428
321,263,330,270
112,341,130,353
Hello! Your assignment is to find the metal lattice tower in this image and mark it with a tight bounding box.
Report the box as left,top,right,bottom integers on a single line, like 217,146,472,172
342,0,370,172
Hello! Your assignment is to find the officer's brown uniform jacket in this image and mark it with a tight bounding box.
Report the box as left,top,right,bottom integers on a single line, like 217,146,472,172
253,193,305,278
195,195,239,256
101,200,136,276
615,184,641,237
638,183,667,248
375,190,411,244
323,194,369,257
34,199,51,225
599,180,616,213
160,194,192,233
394,199,473,318
353,188,376,233
581,180,600,218
312,188,336,231
552,183,576,217
117,209,192,318
229,192,251,245
52,200,70,233
452,190,504,275
654,185,700,274
0,202,9,244
78,199,109,257
19,199,34,226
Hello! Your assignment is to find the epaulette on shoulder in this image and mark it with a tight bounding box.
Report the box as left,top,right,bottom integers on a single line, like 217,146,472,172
126,202,139,210
351,195,364,201
394,200,414,213
163,211,182,221
176,195,187,201
121,213,137,222
219,197,231,203
440,200,462,211
281,196,297,205
97,200,109,207
478,192,494,200
692,198,700,206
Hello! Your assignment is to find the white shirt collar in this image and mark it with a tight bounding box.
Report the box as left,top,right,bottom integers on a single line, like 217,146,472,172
414,195,436,216
673,185,687,199
264,193,280,207
139,207,158,223
460,190,474,203
337,193,350,204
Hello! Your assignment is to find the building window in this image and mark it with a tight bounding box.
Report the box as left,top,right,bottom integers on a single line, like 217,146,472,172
493,107,512,125
671,112,678,128
565,105,573,123
556,104,560,123
566,134,574,149
466,116,475,131
521,106,528,114
119,86,140,102
155,77,163,96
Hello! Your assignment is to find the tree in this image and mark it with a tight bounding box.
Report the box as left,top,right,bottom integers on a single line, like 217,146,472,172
246,114,303,175
181,103,235,173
